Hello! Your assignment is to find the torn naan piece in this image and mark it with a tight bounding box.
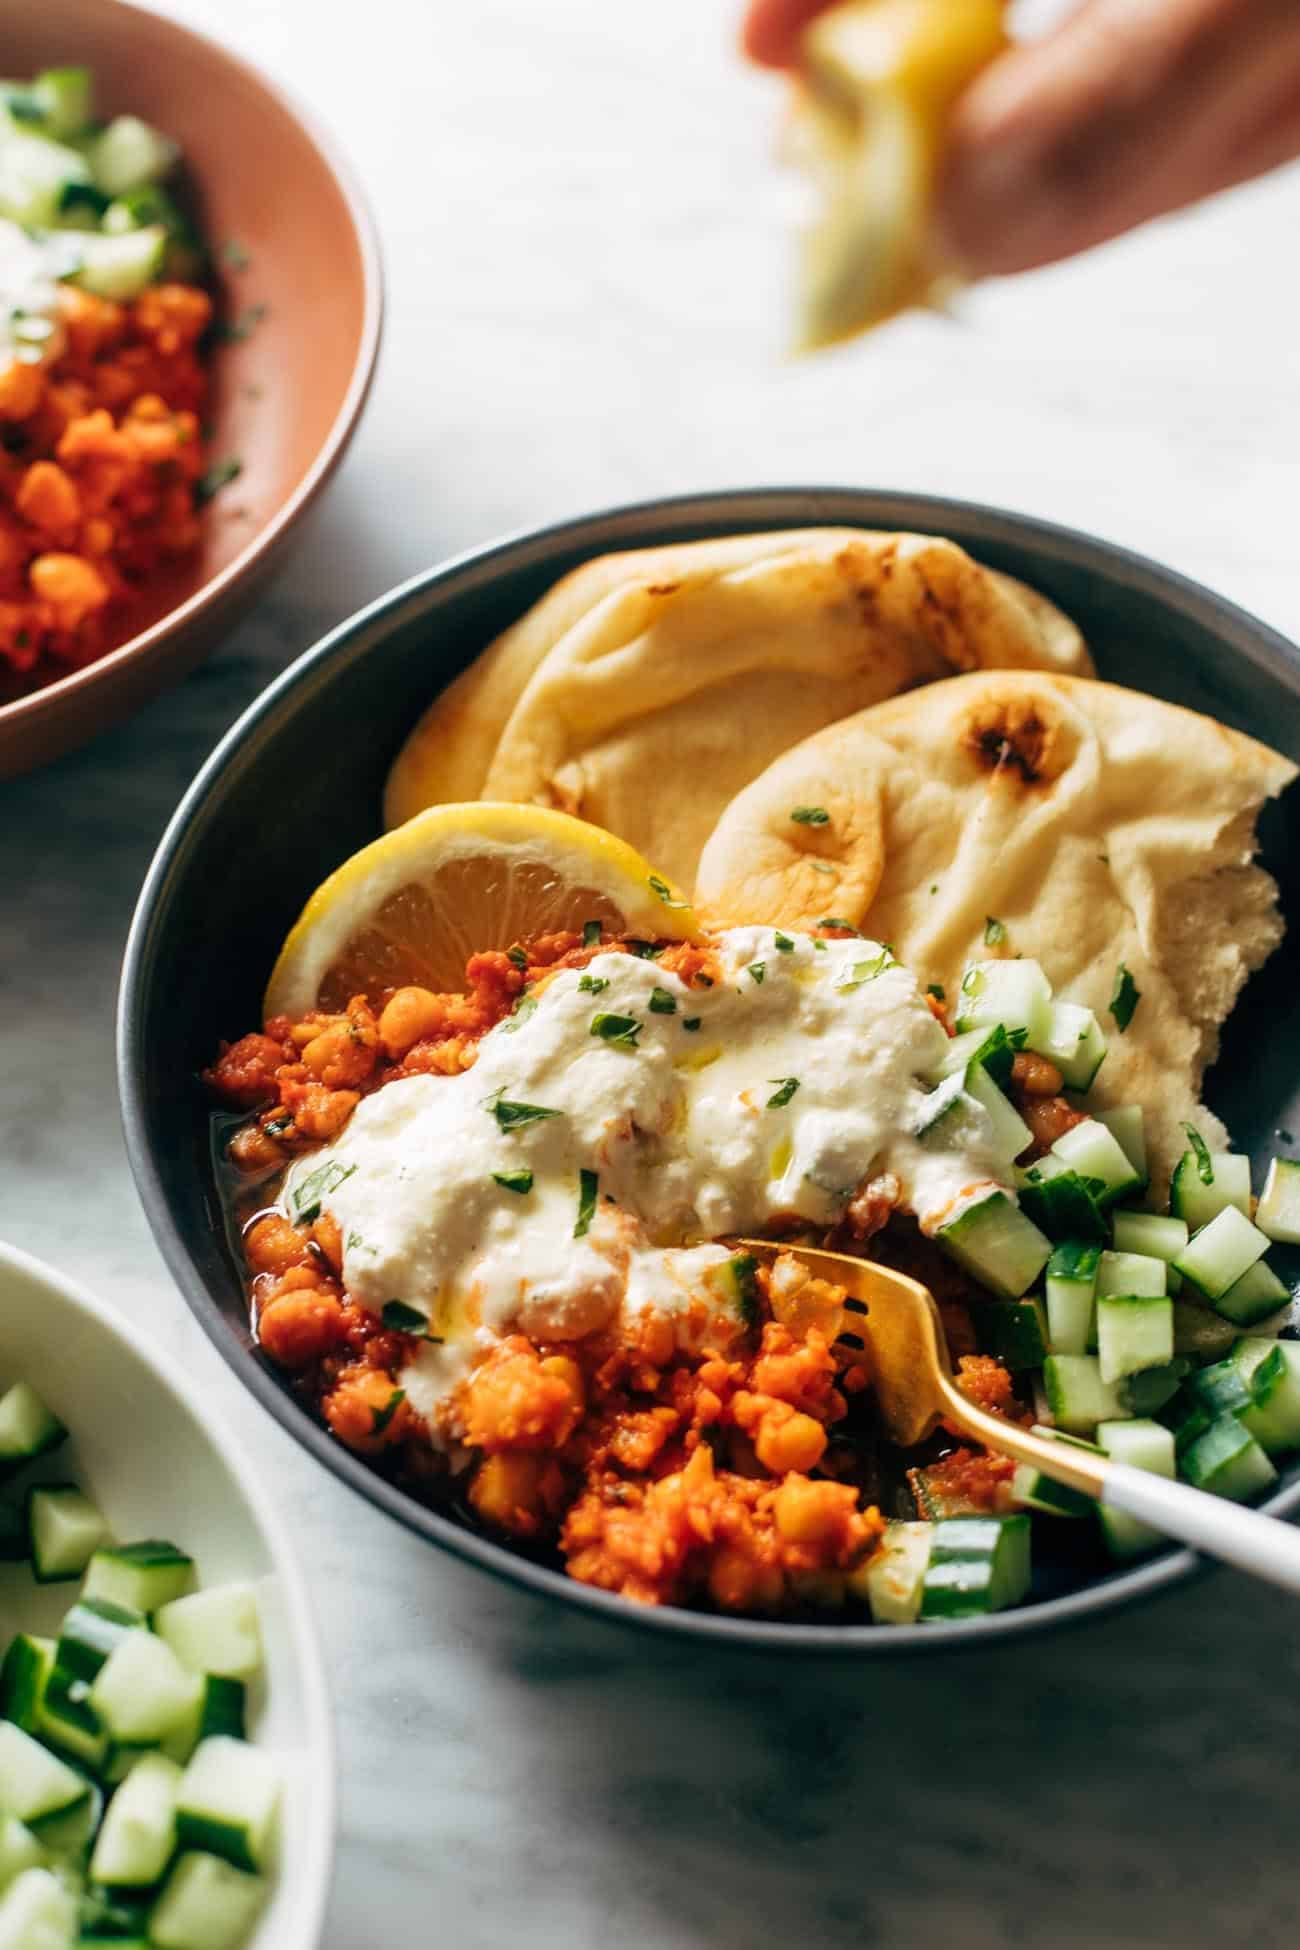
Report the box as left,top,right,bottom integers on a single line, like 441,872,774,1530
695,670,1297,1184
384,528,1091,891
788,0,1008,350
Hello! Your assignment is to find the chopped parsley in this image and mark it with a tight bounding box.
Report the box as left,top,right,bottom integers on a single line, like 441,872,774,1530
682,1017,702,1032
289,1160,356,1224
215,302,267,344
628,941,664,959
927,984,946,1001
220,238,251,269
766,1077,800,1109
649,986,677,1015
381,1301,429,1335
370,1389,406,1436
1181,1124,1214,1186
773,932,794,953
790,806,830,826
929,883,939,895
493,1169,534,1194
194,457,243,504
648,874,687,909
582,920,602,948
1110,962,1141,1033
504,993,538,1032
961,965,984,997
487,1095,562,1132
345,1231,364,1250
574,1168,599,1238
817,918,859,934
811,862,836,877
748,962,766,985
507,944,528,969
728,1253,760,1326
838,950,893,989
578,974,609,994
813,938,827,951
591,1012,643,1050
984,916,1006,946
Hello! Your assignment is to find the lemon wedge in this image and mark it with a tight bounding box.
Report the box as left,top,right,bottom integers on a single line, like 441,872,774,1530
790,0,1008,350
263,803,702,1019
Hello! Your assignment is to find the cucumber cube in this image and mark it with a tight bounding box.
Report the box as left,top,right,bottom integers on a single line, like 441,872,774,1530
963,1063,1034,1164
0,1384,66,1475
1010,1462,1094,1518
90,1752,181,1889
26,1485,108,1583
849,1521,933,1623
176,1737,280,1874
1096,1251,1167,1299
1212,1257,1289,1328
84,1540,195,1614
1049,1119,1143,1205
90,1631,201,1744
0,1866,77,1947
1169,1149,1251,1230
149,1852,267,1950
1255,1157,1300,1245
1236,1339,1300,1455
1096,1294,1173,1383
1174,1204,1270,1302
1190,1355,1254,1419
0,1636,53,1733
30,66,93,138
0,1815,42,1896
0,1723,88,1825
88,115,177,197
1045,1241,1100,1356
919,1515,1032,1619
1116,1359,1189,1415
970,1298,1048,1370
1095,1106,1147,1180
954,959,1053,1045
1018,1163,1106,1243
155,1585,264,1681
1096,1417,1176,1558
1043,1354,1129,1433
66,226,167,302
1034,1000,1108,1090
1181,1415,1277,1502
936,1191,1051,1300
1110,1211,1188,1263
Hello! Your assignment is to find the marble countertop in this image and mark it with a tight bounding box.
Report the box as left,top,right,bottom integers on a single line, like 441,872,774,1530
5,2,1300,1943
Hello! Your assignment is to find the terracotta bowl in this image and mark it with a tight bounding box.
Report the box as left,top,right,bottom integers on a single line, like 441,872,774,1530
0,0,382,778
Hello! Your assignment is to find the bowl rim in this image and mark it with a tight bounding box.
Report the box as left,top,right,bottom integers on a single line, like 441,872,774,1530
0,1236,337,1936
0,0,385,740
118,483,1300,1654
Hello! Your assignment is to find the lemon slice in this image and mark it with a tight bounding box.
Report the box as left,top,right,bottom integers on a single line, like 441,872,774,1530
790,0,1008,350
264,803,702,1019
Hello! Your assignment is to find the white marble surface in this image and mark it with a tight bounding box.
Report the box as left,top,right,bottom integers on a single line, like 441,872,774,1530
5,2,1300,1943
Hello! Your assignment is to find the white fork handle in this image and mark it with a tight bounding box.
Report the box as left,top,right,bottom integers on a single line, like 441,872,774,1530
1105,1464,1300,1596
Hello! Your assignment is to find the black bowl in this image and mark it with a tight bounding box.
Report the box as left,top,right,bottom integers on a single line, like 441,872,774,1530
118,487,1300,1652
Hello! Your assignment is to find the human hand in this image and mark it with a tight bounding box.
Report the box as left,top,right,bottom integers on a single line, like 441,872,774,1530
743,0,1300,275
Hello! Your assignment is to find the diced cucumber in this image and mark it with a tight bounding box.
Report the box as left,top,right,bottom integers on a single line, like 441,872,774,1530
1049,1119,1143,1205
1212,1257,1290,1328
1097,1250,1167,1300
963,1063,1034,1163
89,1753,181,1889
87,116,177,198
63,226,167,301
1096,1294,1173,1384
27,1488,108,1585
175,1739,279,1875
149,1851,267,1950
160,1678,246,1768
1181,1415,1276,1501
919,1515,1031,1620
1110,1212,1188,1263
0,1386,66,1477
89,1632,201,1745
1043,1354,1129,1433
0,1724,88,1826
154,1587,263,1683
1173,1205,1269,1302
74,1884,152,1939
57,1601,146,1684
0,1866,77,1949
37,1663,107,1773
924,1026,1002,1084
31,68,93,138
1018,1161,1106,1243
1010,1461,1094,1518
1169,1149,1251,1230
1256,1157,1300,1245
0,1816,41,1896
1096,1418,1176,1558
935,1190,1051,1300
1095,1106,1147,1181
849,1521,932,1623
1172,1300,1239,1362
0,1637,53,1733
913,1069,969,1138
1235,1339,1300,1456
907,1466,989,1521
1033,1000,1107,1091
969,1299,1047,1370
0,125,93,227
84,1542,195,1616
1116,1358,1188,1415
954,959,1053,1045
1045,1241,1100,1356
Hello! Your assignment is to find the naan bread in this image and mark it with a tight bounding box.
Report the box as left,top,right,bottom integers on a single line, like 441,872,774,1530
789,0,1008,350
695,671,1296,1183
384,529,1091,891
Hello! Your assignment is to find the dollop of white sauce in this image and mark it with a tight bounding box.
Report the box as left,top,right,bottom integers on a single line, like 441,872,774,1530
283,929,1019,1432
0,220,74,368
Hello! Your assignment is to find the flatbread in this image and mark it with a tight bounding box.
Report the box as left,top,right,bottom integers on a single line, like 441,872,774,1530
384,529,1092,891
695,670,1296,1182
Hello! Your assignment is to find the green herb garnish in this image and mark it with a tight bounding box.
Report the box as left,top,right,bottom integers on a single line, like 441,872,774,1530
813,938,827,951
1110,961,1140,1032
927,984,946,1001
345,1231,364,1250
591,1013,643,1050
682,1017,702,1032
220,239,251,270
507,945,527,969
790,806,830,826
649,987,677,1015
582,920,602,948
817,918,858,934
984,916,1006,946
194,457,243,504
773,932,794,952
215,303,267,344
648,874,687,909
493,1169,534,1194
811,862,836,877
289,1160,356,1224
628,941,664,959
838,950,892,989
728,1253,760,1326
574,1169,599,1239
766,1077,800,1109
578,974,609,994
382,1301,429,1334
370,1389,406,1436
1182,1124,1214,1186
504,993,538,1032
488,1096,562,1132
748,962,766,985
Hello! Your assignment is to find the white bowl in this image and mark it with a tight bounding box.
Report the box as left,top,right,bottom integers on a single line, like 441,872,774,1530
0,1241,335,1949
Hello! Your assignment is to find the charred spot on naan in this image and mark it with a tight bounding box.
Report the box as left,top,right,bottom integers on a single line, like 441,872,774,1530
959,688,1075,789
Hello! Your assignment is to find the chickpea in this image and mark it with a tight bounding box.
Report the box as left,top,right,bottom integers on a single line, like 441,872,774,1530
539,1354,585,1411
300,1017,377,1090
244,1214,312,1278
379,986,445,1060
468,1452,559,1536
323,1368,406,1451
311,1212,344,1273
773,1475,844,1547
756,1408,827,1477
258,1285,345,1369
708,1544,782,1614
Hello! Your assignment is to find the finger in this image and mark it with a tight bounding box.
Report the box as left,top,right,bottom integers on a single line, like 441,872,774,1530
742,0,833,68
935,0,1300,275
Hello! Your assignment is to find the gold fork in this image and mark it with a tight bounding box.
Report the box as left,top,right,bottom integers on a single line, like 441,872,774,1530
736,1238,1300,1594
